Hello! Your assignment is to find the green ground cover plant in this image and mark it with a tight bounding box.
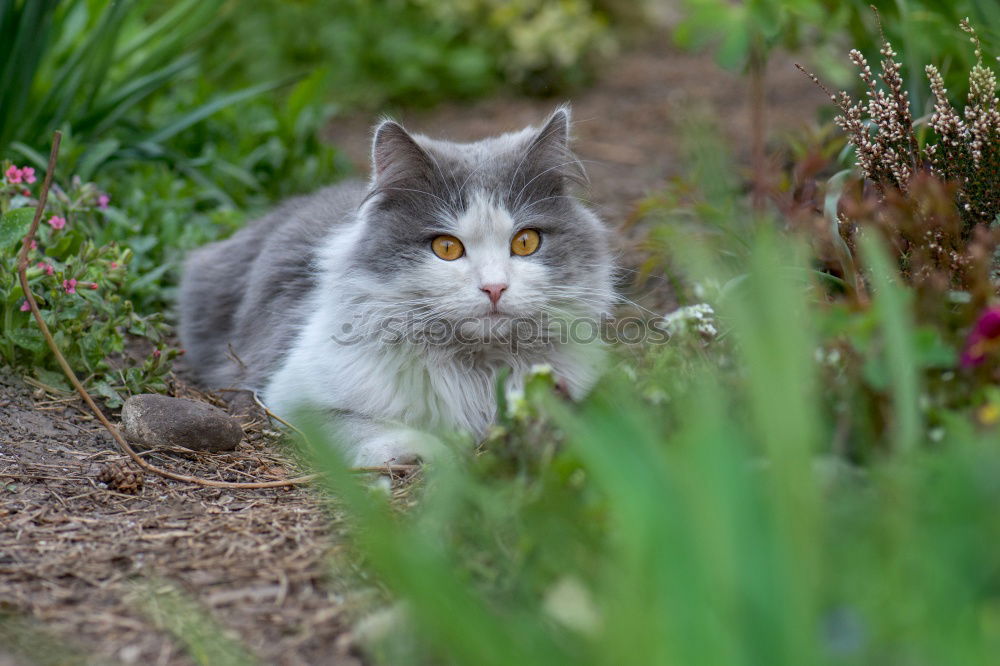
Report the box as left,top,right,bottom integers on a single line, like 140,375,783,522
1,161,175,405
677,0,999,110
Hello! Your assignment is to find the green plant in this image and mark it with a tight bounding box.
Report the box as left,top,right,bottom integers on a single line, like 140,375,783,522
675,0,843,72
207,0,615,109
848,0,1000,110
415,0,614,94
0,0,280,178
160,68,348,207
301,226,1000,665
1,160,176,406
803,19,1000,231
674,1,999,101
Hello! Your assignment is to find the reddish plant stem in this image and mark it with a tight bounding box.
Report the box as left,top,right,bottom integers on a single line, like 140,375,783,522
749,39,768,212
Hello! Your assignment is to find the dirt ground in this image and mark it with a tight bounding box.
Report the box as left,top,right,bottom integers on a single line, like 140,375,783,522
325,39,823,225
1,41,824,665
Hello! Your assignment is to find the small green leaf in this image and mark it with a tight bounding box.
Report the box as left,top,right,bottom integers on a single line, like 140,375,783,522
914,327,958,368
6,328,45,353
34,368,71,393
91,381,123,408
0,208,36,251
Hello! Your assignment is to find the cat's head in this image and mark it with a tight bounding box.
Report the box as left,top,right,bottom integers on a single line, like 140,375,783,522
349,106,613,346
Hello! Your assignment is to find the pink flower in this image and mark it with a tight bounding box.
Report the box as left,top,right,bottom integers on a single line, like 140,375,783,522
20,300,30,312
47,215,66,230
21,167,35,184
109,262,118,269
21,189,30,196
961,307,1000,368
97,194,110,209
5,165,22,184
29,239,37,250
37,261,54,276
62,278,77,294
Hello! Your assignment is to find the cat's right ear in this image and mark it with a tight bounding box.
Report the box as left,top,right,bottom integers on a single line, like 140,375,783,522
371,120,434,193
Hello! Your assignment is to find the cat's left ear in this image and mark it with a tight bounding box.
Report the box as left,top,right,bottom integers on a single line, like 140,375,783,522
515,106,585,201
535,106,571,151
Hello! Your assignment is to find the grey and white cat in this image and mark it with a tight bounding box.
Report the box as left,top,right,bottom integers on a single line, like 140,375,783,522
178,107,614,465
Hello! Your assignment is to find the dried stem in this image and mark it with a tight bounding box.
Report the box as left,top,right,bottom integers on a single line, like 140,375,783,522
799,13,998,232
749,37,767,211
17,132,408,489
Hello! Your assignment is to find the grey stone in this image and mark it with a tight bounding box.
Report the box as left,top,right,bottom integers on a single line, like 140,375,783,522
120,394,243,452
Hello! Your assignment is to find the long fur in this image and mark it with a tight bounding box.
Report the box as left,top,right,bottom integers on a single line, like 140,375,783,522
178,107,614,465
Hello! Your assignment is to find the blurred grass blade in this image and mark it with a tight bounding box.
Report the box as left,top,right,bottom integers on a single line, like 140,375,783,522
36,0,134,137
296,416,575,666
86,54,199,136
0,0,59,148
141,79,287,145
859,232,922,453
135,581,259,666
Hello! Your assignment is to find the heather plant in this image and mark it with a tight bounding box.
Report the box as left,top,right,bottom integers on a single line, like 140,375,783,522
925,23,1000,228
802,20,1000,232
0,161,176,407
787,21,1000,420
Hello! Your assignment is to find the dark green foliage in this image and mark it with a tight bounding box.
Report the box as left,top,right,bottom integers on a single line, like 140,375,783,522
675,0,999,110
205,0,614,108
852,0,1000,109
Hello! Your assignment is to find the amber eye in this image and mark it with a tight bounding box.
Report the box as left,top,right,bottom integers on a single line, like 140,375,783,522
511,229,541,256
431,235,464,261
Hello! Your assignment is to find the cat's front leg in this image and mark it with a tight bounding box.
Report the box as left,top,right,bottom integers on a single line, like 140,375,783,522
334,412,447,468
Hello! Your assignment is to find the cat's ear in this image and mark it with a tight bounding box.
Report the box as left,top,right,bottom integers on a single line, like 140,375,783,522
370,119,435,193
533,106,571,153
515,106,585,202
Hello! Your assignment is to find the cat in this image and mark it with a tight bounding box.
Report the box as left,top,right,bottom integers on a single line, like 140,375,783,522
178,106,614,466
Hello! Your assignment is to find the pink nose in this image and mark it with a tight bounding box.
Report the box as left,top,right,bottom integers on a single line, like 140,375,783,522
480,283,508,305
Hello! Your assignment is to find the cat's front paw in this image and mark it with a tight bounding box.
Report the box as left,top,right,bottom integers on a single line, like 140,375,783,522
350,429,446,468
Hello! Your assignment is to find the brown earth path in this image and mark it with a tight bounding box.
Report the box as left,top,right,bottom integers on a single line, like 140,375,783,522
325,39,824,225
1,40,825,666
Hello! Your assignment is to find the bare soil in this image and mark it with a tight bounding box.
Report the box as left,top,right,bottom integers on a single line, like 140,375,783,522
1,41,824,665
325,39,823,225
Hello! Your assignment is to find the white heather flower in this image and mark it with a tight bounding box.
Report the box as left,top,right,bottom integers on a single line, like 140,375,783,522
528,363,554,378
663,303,717,340
505,388,528,420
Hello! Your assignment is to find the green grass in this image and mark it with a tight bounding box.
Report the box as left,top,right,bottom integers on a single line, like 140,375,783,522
302,225,1000,665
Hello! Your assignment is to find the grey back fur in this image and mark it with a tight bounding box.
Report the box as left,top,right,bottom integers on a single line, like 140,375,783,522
178,181,368,388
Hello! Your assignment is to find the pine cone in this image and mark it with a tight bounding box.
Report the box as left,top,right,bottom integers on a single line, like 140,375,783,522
97,462,144,494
